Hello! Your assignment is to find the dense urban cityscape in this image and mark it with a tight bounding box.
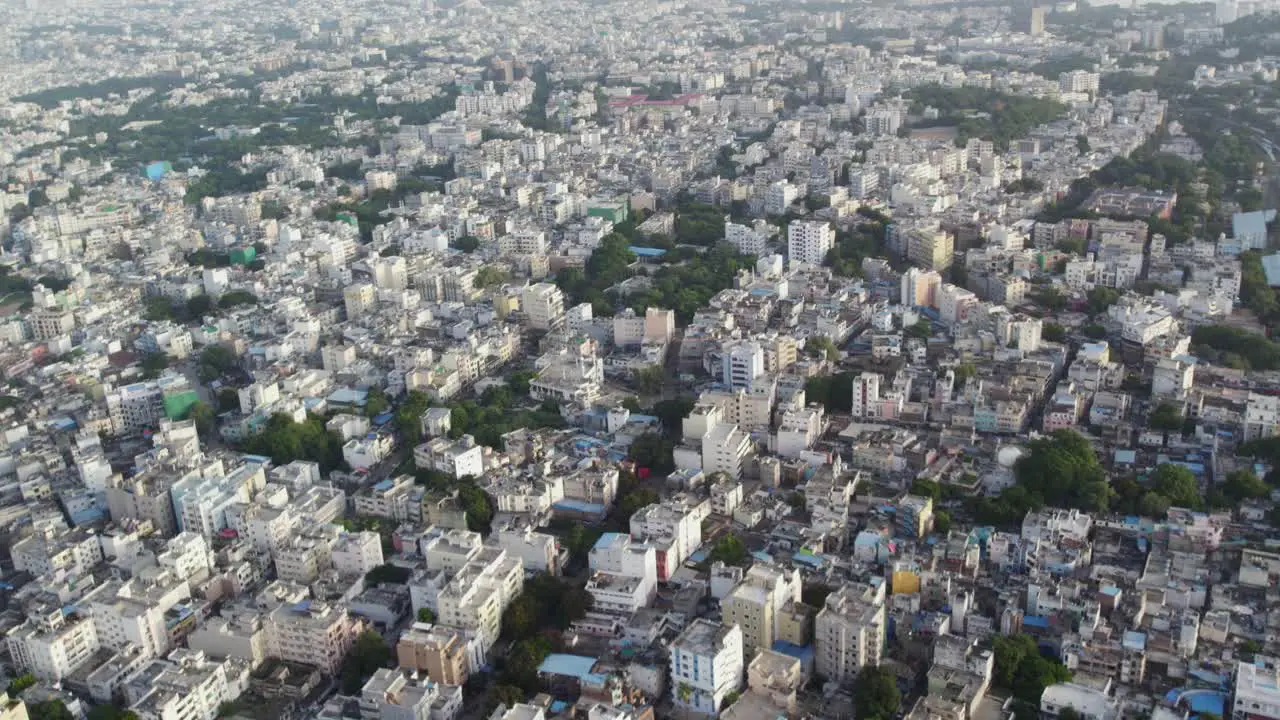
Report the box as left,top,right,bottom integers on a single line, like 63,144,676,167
5,1,1280,720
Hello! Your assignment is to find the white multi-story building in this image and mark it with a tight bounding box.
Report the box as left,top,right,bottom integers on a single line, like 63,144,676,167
266,599,361,675
775,405,824,459
372,256,409,292
132,649,248,720
414,436,486,479
721,563,803,657
587,533,658,613
851,373,881,419
6,609,100,681
499,229,549,256
344,282,377,318
1246,393,1280,442
332,531,385,579
721,341,764,390
1233,656,1280,720
630,501,703,581
815,582,887,682
11,527,104,577
765,181,798,216
670,620,744,715
359,668,463,720
521,283,566,330
1060,70,1101,94
702,423,754,480
436,548,524,653
725,220,771,255
84,571,192,659
787,221,833,267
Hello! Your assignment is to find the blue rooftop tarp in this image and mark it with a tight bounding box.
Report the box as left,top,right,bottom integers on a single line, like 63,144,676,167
772,640,816,662
538,654,606,685
1023,615,1049,628
628,246,667,257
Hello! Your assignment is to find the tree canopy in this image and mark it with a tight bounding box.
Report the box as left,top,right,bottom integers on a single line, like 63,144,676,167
340,630,392,693
993,634,1072,705
854,666,902,720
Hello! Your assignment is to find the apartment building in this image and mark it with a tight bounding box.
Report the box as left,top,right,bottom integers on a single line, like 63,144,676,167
720,563,804,657
333,531,385,579
358,668,463,720
436,548,524,653
907,228,954,272
630,501,702,581
6,608,100,681
588,533,658,613
521,283,566,330
669,620,744,715
131,649,248,720
397,624,472,686
815,581,887,682
266,599,361,675
702,423,754,480
787,220,833,267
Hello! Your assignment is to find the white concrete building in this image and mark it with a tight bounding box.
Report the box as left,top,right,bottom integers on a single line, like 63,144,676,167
670,620,744,715
787,221,833,267
702,423,754,481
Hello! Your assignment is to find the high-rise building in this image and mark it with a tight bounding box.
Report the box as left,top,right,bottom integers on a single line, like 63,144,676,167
344,282,376,318
851,372,881,419
720,563,803,657
815,582,887,682
520,283,566,330
906,228,954,271
721,341,765,390
670,620,744,715
900,268,942,308
787,221,834,267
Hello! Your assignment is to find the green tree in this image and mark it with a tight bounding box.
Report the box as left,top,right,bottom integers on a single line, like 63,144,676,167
140,352,169,380
186,294,214,318
629,432,674,475
1013,430,1112,512
1085,286,1121,316
394,390,432,441
854,666,901,720
490,685,526,712
454,235,481,253
87,705,139,720
188,401,216,437
954,363,977,384
458,481,494,534
633,365,666,395
992,634,1072,704
340,630,392,693
417,607,436,623
1139,492,1172,518
1076,135,1091,155
934,510,952,534
1042,322,1067,343
199,344,238,381
1221,469,1270,504
1149,402,1184,432
217,387,240,413
365,564,412,585
910,478,942,502
475,266,510,288
6,674,35,696
1150,464,1202,510
365,387,390,418
807,335,841,362
218,290,258,308
708,533,750,567
144,295,176,321
28,701,74,720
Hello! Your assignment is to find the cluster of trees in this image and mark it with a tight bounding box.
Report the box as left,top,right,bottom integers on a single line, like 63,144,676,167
442,383,565,450
854,666,902,720
675,203,728,245
1004,177,1046,194
805,371,857,413
555,233,636,316
908,85,1067,150
243,413,347,473
707,533,751,567
969,430,1110,527
415,469,496,535
1240,251,1280,335
993,634,1072,712
824,219,888,277
365,564,412,585
16,74,189,108
185,167,268,205
629,432,675,476
1190,325,1280,371
199,344,240,382
340,630,392,693
498,575,593,692
628,243,756,323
